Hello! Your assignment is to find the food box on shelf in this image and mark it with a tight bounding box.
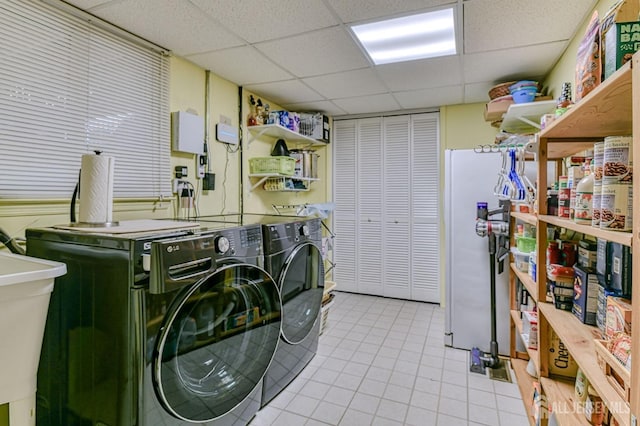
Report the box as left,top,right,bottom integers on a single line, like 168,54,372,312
572,265,599,325
602,0,640,79
551,281,574,311
594,339,631,403
578,239,598,269
609,242,632,296
548,329,579,378
606,296,632,339
522,310,538,350
598,284,622,337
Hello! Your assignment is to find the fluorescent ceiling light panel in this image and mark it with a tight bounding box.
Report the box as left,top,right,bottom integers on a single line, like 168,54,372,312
351,8,457,65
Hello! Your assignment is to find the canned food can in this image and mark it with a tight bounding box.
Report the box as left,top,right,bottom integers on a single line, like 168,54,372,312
593,142,604,185
591,184,601,228
599,183,632,232
603,136,632,184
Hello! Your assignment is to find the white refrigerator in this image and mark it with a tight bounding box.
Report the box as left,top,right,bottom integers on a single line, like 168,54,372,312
444,148,549,354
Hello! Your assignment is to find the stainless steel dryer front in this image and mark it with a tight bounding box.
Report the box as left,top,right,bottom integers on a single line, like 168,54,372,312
27,222,281,426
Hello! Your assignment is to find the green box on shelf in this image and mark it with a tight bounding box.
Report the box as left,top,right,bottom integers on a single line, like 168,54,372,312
516,236,536,253
603,21,640,79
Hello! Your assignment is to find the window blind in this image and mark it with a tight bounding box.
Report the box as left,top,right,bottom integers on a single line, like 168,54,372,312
0,0,171,199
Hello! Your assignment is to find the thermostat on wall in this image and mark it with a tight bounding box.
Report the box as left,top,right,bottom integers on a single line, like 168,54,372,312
216,123,239,145
171,111,205,155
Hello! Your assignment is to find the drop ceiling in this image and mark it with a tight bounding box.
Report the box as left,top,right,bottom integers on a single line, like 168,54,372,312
57,0,597,117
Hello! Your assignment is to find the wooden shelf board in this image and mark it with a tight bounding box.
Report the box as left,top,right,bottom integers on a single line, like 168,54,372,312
538,303,630,426
540,60,632,140
539,377,590,425
510,358,537,426
511,263,538,302
538,215,632,247
511,211,538,225
546,141,603,161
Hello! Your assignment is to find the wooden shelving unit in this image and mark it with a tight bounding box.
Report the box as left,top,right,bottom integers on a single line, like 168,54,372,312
511,263,538,300
507,54,638,426
511,358,537,426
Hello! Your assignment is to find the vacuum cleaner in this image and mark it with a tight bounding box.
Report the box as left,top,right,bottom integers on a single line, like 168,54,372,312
470,200,511,380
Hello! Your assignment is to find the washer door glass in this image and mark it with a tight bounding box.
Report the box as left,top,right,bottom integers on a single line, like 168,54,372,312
153,263,281,422
279,242,324,344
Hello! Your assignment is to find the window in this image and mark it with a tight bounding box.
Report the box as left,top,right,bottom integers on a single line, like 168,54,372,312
0,0,170,199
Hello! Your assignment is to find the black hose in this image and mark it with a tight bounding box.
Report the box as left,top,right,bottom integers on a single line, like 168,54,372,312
0,227,25,255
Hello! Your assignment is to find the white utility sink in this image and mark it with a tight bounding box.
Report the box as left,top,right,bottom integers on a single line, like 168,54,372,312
0,252,66,426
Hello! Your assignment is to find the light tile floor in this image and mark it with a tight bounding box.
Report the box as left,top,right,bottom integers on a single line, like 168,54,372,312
250,292,530,425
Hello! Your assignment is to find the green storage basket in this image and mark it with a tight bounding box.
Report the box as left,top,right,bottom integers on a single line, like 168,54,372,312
249,156,295,176
516,236,536,253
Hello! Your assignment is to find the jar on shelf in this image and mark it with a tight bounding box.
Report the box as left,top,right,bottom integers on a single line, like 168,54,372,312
561,241,576,267
546,241,561,266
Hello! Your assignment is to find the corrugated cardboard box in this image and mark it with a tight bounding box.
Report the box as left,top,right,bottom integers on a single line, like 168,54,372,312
548,329,579,378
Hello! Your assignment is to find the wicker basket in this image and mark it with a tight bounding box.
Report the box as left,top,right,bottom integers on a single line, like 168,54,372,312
249,156,295,175
488,81,516,100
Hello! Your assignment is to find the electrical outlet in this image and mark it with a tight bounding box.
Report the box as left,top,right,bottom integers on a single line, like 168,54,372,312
196,155,206,178
173,178,187,194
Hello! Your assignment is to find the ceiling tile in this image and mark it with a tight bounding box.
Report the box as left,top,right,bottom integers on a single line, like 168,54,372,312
81,0,244,55
66,0,112,8
186,47,292,85
243,80,324,106
332,94,401,115
464,0,598,53
376,56,462,91
190,0,338,43
282,100,348,117
324,0,455,23
394,85,463,109
464,82,496,103
255,27,370,78
303,69,387,99
463,41,567,85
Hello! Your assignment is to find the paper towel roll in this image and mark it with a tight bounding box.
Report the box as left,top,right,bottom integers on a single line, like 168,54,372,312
78,153,115,224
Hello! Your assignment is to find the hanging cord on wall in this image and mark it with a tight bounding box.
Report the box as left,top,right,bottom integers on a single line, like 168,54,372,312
187,181,199,218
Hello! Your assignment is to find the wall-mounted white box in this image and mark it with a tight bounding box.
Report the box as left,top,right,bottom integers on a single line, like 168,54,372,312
171,111,204,155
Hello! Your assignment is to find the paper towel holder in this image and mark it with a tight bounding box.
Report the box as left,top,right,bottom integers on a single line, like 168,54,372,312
68,150,120,228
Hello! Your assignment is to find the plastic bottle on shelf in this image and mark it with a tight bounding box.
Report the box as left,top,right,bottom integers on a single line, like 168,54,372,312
574,164,594,225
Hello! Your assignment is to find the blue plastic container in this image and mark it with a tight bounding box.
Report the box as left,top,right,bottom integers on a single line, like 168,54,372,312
511,87,537,103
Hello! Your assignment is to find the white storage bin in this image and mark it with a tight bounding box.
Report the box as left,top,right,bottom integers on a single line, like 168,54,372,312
511,247,531,272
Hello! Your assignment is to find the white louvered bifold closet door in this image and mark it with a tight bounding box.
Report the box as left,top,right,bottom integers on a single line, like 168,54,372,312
333,121,358,293
410,114,440,302
383,116,411,299
333,112,440,303
357,119,384,296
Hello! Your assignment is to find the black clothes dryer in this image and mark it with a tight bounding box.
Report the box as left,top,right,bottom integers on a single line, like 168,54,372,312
28,222,280,426
252,215,324,407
